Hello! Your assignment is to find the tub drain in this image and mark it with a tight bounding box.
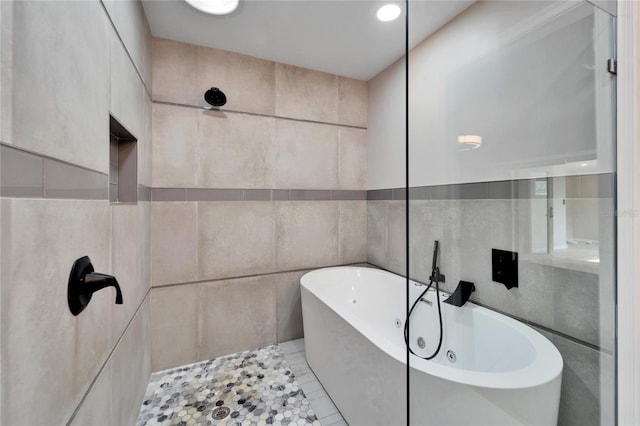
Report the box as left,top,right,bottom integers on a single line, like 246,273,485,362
211,406,230,420
446,350,456,363
417,337,426,349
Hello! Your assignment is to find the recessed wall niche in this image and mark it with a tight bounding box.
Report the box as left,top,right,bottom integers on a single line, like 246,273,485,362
109,115,138,203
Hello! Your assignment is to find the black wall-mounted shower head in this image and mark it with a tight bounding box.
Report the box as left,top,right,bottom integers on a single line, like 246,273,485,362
204,87,227,107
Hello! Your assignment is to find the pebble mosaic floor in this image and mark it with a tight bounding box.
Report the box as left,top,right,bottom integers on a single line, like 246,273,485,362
137,345,321,426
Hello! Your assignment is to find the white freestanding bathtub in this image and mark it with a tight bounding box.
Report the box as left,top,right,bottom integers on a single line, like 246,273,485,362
300,267,563,426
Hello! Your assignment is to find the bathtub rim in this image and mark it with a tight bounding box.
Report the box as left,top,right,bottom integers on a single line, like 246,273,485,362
300,266,564,390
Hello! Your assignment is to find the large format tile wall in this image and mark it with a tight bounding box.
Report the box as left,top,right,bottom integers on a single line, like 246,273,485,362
367,175,616,426
1,1,152,424
149,38,367,371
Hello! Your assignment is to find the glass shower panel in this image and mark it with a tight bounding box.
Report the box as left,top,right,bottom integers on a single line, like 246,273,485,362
407,1,616,425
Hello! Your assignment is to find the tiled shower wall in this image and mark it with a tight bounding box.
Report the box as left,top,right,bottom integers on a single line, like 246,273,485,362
149,38,368,371
367,175,616,426
0,1,152,424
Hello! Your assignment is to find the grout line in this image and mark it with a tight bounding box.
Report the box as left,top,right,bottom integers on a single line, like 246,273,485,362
153,100,367,130
151,262,367,289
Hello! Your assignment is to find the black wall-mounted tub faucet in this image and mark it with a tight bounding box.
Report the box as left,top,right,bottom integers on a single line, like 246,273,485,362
68,256,123,316
444,280,475,307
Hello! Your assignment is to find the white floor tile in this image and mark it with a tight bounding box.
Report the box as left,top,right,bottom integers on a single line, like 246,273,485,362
301,379,324,394
310,395,339,419
307,388,330,401
279,338,306,355
319,413,344,425
278,338,346,425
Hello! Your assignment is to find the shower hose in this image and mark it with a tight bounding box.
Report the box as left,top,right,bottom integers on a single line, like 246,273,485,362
403,242,444,361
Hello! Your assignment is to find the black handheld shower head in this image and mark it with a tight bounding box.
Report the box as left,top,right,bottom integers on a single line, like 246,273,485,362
204,87,227,107
432,240,439,272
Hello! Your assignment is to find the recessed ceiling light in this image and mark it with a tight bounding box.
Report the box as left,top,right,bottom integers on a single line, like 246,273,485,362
580,163,589,166
185,0,239,15
377,4,401,22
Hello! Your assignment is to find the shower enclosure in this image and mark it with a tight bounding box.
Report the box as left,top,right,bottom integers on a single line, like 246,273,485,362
0,0,622,424
403,1,617,425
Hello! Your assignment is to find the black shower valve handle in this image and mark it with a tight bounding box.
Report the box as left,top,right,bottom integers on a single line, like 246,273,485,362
68,256,123,316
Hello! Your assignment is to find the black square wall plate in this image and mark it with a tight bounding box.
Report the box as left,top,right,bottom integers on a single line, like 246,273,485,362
492,248,518,289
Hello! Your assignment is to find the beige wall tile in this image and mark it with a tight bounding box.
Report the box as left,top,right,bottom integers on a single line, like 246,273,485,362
197,46,276,115
1,2,14,145
456,200,492,286
3,2,151,425
339,201,367,265
11,1,110,172
151,37,199,105
275,120,338,189
1,199,111,425
198,202,277,280
275,270,308,343
140,91,153,187
276,202,339,270
338,77,368,128
110,29,144,141
386,201,407,276
111,297,151,426
151,202,198,286
69,361,113,426
198,275,277,359
275,63,338,123
104,0,151,87
338,127,367,190
140,200,152,291
150,285,198,371
197,112,276,188
111,204,150,341
152,103,198,187
73,296,150,426
408,201,445,283
367,201,388,267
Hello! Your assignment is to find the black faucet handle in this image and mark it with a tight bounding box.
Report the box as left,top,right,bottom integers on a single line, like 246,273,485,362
84,272,123,304
68,256,124,316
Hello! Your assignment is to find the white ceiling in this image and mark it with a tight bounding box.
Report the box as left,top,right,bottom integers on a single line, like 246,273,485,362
141,0,474,81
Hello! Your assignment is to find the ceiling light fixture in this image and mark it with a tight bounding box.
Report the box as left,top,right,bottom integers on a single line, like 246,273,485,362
185,0,239,15
377,4,401,22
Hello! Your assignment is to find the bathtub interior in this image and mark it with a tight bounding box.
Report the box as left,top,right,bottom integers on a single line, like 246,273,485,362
406,287,536,372
302,266,562,389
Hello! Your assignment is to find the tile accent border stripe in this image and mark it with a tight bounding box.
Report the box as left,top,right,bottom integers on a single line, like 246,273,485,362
0,144,364,202
151,188,366,202
153,100,368,130
368,173,616,200
1,143,109,200
0,143,156,202
138,184,152,202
